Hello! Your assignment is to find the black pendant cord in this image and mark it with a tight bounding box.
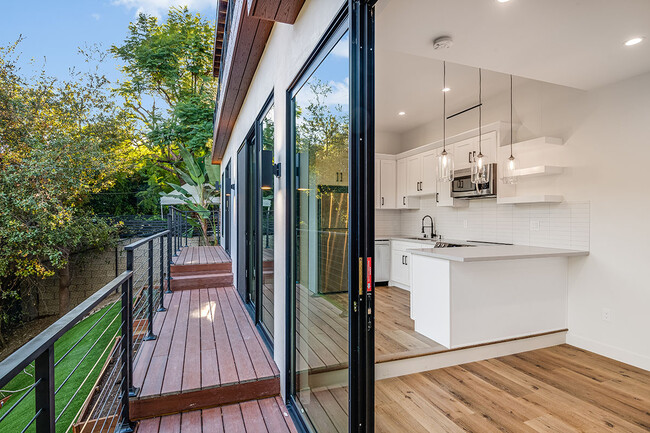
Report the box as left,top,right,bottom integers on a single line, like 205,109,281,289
443,61,446,152
510,74,514,159
478,68,482,155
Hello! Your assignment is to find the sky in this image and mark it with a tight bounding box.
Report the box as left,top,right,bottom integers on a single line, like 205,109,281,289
0,0,217,83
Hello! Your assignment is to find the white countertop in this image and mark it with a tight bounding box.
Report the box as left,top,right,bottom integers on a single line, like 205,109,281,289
375,236,589,262
409,245,588,262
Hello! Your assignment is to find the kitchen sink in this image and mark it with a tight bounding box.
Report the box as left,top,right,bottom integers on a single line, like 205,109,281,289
399,237,475,248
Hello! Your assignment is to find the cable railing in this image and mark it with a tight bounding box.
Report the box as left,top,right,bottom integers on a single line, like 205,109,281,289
169,206,220,248
0,224,185,433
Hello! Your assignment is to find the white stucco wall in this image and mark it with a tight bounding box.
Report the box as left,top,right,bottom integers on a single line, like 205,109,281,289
218,0,346,397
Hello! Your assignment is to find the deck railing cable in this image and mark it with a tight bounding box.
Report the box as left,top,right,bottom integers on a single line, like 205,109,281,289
0,226,175,433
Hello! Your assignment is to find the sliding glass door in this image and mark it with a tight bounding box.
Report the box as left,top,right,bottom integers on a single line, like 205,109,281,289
286,3,375,431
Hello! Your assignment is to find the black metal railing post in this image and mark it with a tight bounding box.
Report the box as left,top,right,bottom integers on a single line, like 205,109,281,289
158,236,166,312
184,211,188,247
167,217,173,294
34,346,54,433
124,251,137,398
144,240,157,341
119,278,135,433
172,209,177,255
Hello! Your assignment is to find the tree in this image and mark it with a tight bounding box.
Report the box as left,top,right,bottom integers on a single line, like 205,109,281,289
165,145,220,246
111,7,216,173
0,41,132,326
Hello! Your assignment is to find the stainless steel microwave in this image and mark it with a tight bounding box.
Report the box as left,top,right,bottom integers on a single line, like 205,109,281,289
451,163,497,199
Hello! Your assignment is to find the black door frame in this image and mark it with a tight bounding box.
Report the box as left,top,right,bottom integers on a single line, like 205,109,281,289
235,95,276,350
284,2,375,431
349,0,375,430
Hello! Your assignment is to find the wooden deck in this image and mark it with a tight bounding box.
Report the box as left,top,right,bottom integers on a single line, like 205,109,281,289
136,397,297,433
295,285,444,374
130,285,280,419
170,246,233,291
172,245,231,266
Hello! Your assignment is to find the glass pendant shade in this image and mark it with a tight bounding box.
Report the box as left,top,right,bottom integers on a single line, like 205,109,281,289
501,155,518,184
471,152,488,184
437,149,454,182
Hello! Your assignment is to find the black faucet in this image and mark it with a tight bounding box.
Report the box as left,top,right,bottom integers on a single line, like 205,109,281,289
421,215,436,239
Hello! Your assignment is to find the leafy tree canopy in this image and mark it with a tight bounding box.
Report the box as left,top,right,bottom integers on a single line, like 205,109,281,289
111,7,216,161
0,40,133,300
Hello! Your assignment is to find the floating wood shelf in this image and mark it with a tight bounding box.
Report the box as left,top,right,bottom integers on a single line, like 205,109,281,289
497,195,564,205
513,165,564,178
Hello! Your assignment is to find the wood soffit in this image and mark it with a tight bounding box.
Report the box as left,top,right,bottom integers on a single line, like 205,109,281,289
211,0,305,164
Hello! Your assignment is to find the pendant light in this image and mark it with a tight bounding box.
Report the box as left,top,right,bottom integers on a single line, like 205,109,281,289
471,68,488,184
437,61,454,182
501,74,518,184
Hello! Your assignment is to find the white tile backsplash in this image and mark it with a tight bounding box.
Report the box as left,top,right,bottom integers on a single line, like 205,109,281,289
377,198,590,250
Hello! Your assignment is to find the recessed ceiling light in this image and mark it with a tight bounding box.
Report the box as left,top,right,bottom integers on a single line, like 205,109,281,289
442,87,451,92
625,37,645,46
497,0,511,3
398,111,406,116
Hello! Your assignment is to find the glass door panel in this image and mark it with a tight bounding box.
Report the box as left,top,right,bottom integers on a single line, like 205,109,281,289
261,105,275,337
293,30,350,432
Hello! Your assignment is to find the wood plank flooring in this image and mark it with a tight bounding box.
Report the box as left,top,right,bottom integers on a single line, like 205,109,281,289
374,344,650,433
130,286,279,419
172,246,230,266
295,285,443,374
296,345,650,432
136,397,297,433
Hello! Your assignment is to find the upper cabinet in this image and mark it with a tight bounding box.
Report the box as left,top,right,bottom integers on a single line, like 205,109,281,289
453,131,498,171
406,151,437,197
376,156,397,209
396,158,419,209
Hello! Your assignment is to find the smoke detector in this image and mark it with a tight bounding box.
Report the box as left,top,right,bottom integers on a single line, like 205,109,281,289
433,36,453,50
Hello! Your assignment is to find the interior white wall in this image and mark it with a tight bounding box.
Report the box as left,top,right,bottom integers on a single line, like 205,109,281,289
378,71,650,369
376,131,401,154
217,0,345,398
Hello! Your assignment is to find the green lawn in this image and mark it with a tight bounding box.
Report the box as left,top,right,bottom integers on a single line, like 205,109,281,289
0,302,122,433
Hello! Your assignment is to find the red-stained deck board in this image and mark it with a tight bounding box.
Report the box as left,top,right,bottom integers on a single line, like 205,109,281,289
135,398,296,433
131,285,279,420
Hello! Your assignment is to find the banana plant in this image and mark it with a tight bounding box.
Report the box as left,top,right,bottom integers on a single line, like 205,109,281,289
163,145,220,245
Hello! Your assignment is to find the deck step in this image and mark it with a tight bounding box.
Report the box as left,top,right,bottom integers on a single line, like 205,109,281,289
130,376,280,420
170,272,234,290
171,262,232,276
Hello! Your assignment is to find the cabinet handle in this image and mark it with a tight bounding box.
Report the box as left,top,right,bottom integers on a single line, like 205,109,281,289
405,256,408,265
436,192,439,203
403,197,406,206
381,197,384,206
468,152,471,163
402,255,405,265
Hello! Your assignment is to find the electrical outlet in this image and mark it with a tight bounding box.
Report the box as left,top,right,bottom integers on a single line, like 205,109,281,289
602,308,612,322
530,220,540,231
463,219,468,229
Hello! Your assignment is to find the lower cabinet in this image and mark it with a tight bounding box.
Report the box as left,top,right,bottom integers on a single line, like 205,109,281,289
390,249,411,288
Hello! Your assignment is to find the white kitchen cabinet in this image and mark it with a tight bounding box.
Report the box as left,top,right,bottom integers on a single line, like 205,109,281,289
405,152,437,197
390,250,410,288
379,159,397,208
396,158,419,209
453,131,498,171
374,159,381,209
435,149,469,208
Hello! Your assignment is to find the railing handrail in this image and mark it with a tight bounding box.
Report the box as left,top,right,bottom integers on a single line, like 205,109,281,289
124,230,170,251
0,270,133,390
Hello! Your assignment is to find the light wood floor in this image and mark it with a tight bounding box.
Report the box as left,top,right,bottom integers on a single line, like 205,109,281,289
298,345,650,432
375,344,650,433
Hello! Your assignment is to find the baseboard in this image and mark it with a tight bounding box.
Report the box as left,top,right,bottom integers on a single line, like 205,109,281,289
376,330,567,381
566,333,650,371
388,281,410,292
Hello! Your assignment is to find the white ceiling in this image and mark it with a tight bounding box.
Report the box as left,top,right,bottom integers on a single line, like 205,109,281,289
374,0,650,134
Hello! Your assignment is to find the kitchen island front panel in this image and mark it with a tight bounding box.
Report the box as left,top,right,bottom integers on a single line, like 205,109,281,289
411,254,568,349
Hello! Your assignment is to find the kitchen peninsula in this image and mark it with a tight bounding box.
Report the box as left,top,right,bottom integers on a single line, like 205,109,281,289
410,245,588,349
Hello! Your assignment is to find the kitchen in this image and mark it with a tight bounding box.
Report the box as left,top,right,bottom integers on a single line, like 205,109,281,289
370,50,599,366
